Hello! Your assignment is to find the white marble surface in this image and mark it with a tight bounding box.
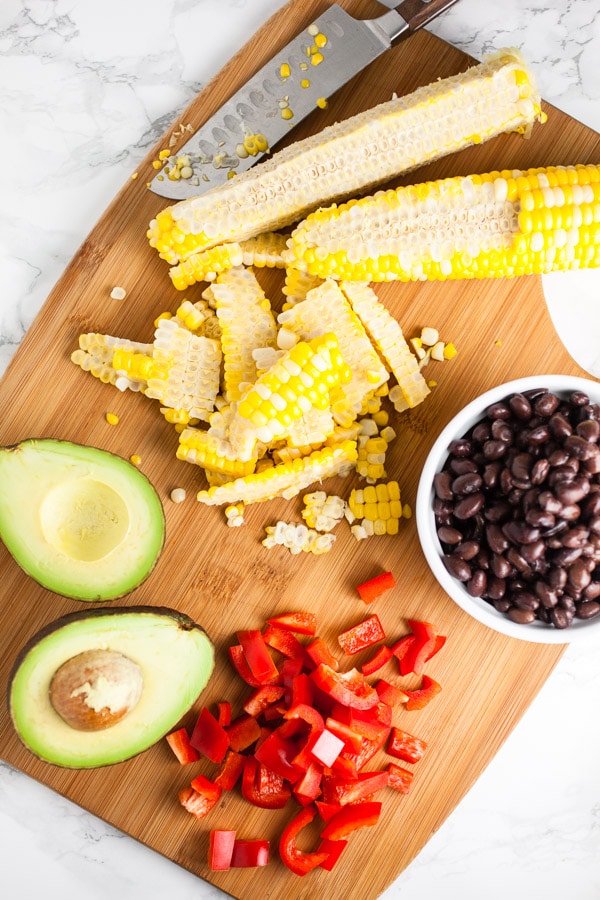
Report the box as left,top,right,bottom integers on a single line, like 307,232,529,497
1,1,599,898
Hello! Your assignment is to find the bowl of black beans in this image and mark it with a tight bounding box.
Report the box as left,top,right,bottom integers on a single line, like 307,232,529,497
416,375,600,642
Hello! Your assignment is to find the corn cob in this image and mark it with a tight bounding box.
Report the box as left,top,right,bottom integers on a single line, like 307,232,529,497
196,440,358,506
71,333,153,392
148,50,543,264
176,426,257,478
278,279,389,425
169,243,244,290
240,232,288,269
282,268,323,309
340,281,430,412
227,333,352,461
174,299,221,340
209,267,277,403
287,164,600,283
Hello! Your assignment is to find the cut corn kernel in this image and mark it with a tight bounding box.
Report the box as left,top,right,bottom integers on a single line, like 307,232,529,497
170,488,187,503
263,521,336,554
348,480,402,536
301,491,347,531
148,50,542,263
105,412,119,426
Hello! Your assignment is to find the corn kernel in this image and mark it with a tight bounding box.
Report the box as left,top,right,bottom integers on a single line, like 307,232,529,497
170,488,186,503
105,412,119,425
129,454,142,467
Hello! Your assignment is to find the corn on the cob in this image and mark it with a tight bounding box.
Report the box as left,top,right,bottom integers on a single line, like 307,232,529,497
196,439,358,506
148,50,543,264
340,281,429,412
209,267,277,403
227,332,352,461
71,333,153,391
287,164,600,282
278,279,389,425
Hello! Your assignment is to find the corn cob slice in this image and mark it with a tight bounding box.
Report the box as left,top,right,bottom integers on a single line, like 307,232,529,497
174,298,222,340
288,164,600,283
196,440,358,506
71,333,153,392
340,281,429,412
176,426,257,478
227,332,352,461
240,232,288,269
348,481,403,536
282,268,323,309
278,279,389,425
148,49,543,263
169,243,244,290
210,267,278,403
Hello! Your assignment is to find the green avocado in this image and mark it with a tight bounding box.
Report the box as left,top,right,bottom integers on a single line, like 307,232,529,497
8,607,214,767
0,439,165,601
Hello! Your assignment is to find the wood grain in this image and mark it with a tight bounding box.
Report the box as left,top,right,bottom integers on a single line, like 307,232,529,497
1,1,599,897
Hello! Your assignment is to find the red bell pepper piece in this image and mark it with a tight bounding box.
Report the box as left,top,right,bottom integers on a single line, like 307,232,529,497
321,770,389,806
284,702,324,733
230,839,270,867
305,636,339,670
241,756,291,808
190,706,230,763
225,713,262,752
279,805,330,876
315,800,343,822
165,727,200,765
310,664,379,710
266,610,317,635
213,749,245,791
387,727,427,764
400,620,438,675
337,614,386,655
310,728,345,768
216,701,232,727
243,684,286,718
325,717,363,754
320,801,382,840
387,763,415,794
290,672,314,708
254,730,302,783
391,633,417,672
179,776,222,819
208,829,236,871
361,644,393,676
263,623,307,660
356,571,396,603
228,644,279,687
293,761,323,806
404,674,442,710
375,679,409,708
317,837,348,871
237,629,280,683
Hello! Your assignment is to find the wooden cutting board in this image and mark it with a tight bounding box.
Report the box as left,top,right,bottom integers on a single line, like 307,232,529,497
1,1,599,897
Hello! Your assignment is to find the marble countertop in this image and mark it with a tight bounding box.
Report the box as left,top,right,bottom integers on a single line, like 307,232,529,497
1,1,599,897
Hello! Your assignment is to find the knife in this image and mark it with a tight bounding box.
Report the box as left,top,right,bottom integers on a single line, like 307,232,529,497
149,0,461,200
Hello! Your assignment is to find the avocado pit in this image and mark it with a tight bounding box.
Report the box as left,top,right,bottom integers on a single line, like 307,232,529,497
49,648,144,731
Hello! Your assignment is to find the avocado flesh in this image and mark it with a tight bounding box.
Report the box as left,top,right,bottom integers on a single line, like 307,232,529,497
9,607,215,767
0,439,165,601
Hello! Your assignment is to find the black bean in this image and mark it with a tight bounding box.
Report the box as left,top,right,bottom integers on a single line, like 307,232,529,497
452,472,483,495
454,492,485,520
507,608,536,624
509,393,532,420
442,555,472,581
437,525,463,545
576,600,600,619
467,570,487,596
434,471,453,500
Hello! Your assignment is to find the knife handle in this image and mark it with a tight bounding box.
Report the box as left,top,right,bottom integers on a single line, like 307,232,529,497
392,0,461,32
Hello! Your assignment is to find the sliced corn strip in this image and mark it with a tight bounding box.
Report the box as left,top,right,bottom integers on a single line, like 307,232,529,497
196,440,357,506
287,164,600,282
278,279,389,425
169,243,244,290
210,267,277,403
240,232,288,269
71,333,153,392
348,481,403,536
148,49,543,263
341,281,429,412
177,426,257,478
263,521,336,554
282,268,323,308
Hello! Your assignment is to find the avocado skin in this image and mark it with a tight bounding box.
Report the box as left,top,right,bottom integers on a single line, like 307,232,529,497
0,438,166,601
8,606,215,768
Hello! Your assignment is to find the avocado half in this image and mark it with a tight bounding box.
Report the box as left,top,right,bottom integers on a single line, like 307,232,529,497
0,439,165,601
8,607,215,767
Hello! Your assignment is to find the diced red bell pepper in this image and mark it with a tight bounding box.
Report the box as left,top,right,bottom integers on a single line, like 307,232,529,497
179,777,222,819
237,629,280,683
243,684,286,718
216,701,232,727
266,610,317,635
225,713,262,752
375,679,409,708
361,644,393,676
320,801,382,840
241,756,292,808
254,730,302,783
208,829,236,871
263,623,307,660
165,727,200,765
325,717,363,754
190,706,230,763
284,702,324,733
213,749,245,791
279,805,330,876
305,636,339,670
293,761,323,806
230,839,270,868
315,800,343,822
391,633,417,673
387,727,427,764
317,837,348,871
310,729,345,768
387,762,415,794
228,644,279,687
356,571,396,603
310,664,379,710
290,672,314,708
404,674,442,710
321,770,389,806
338,614,386,656
401,620,438,675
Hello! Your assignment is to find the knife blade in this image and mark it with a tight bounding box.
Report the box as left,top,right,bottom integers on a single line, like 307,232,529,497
149,0,460,200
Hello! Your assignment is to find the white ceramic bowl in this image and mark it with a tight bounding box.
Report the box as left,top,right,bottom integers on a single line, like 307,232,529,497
416,374,600,644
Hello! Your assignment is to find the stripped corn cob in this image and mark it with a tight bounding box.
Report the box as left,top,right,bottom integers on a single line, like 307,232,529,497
287,164,600,282
282,269,323,308
176,426,257,478
348,481,403,536
240,232,288,269
169,243,244,290
209,267,277,403
71,334,153,392
196,440,358,506
340,281,429,412
148,50,543,264
278,279,389,425
174,299,222,340
227,333,351,460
